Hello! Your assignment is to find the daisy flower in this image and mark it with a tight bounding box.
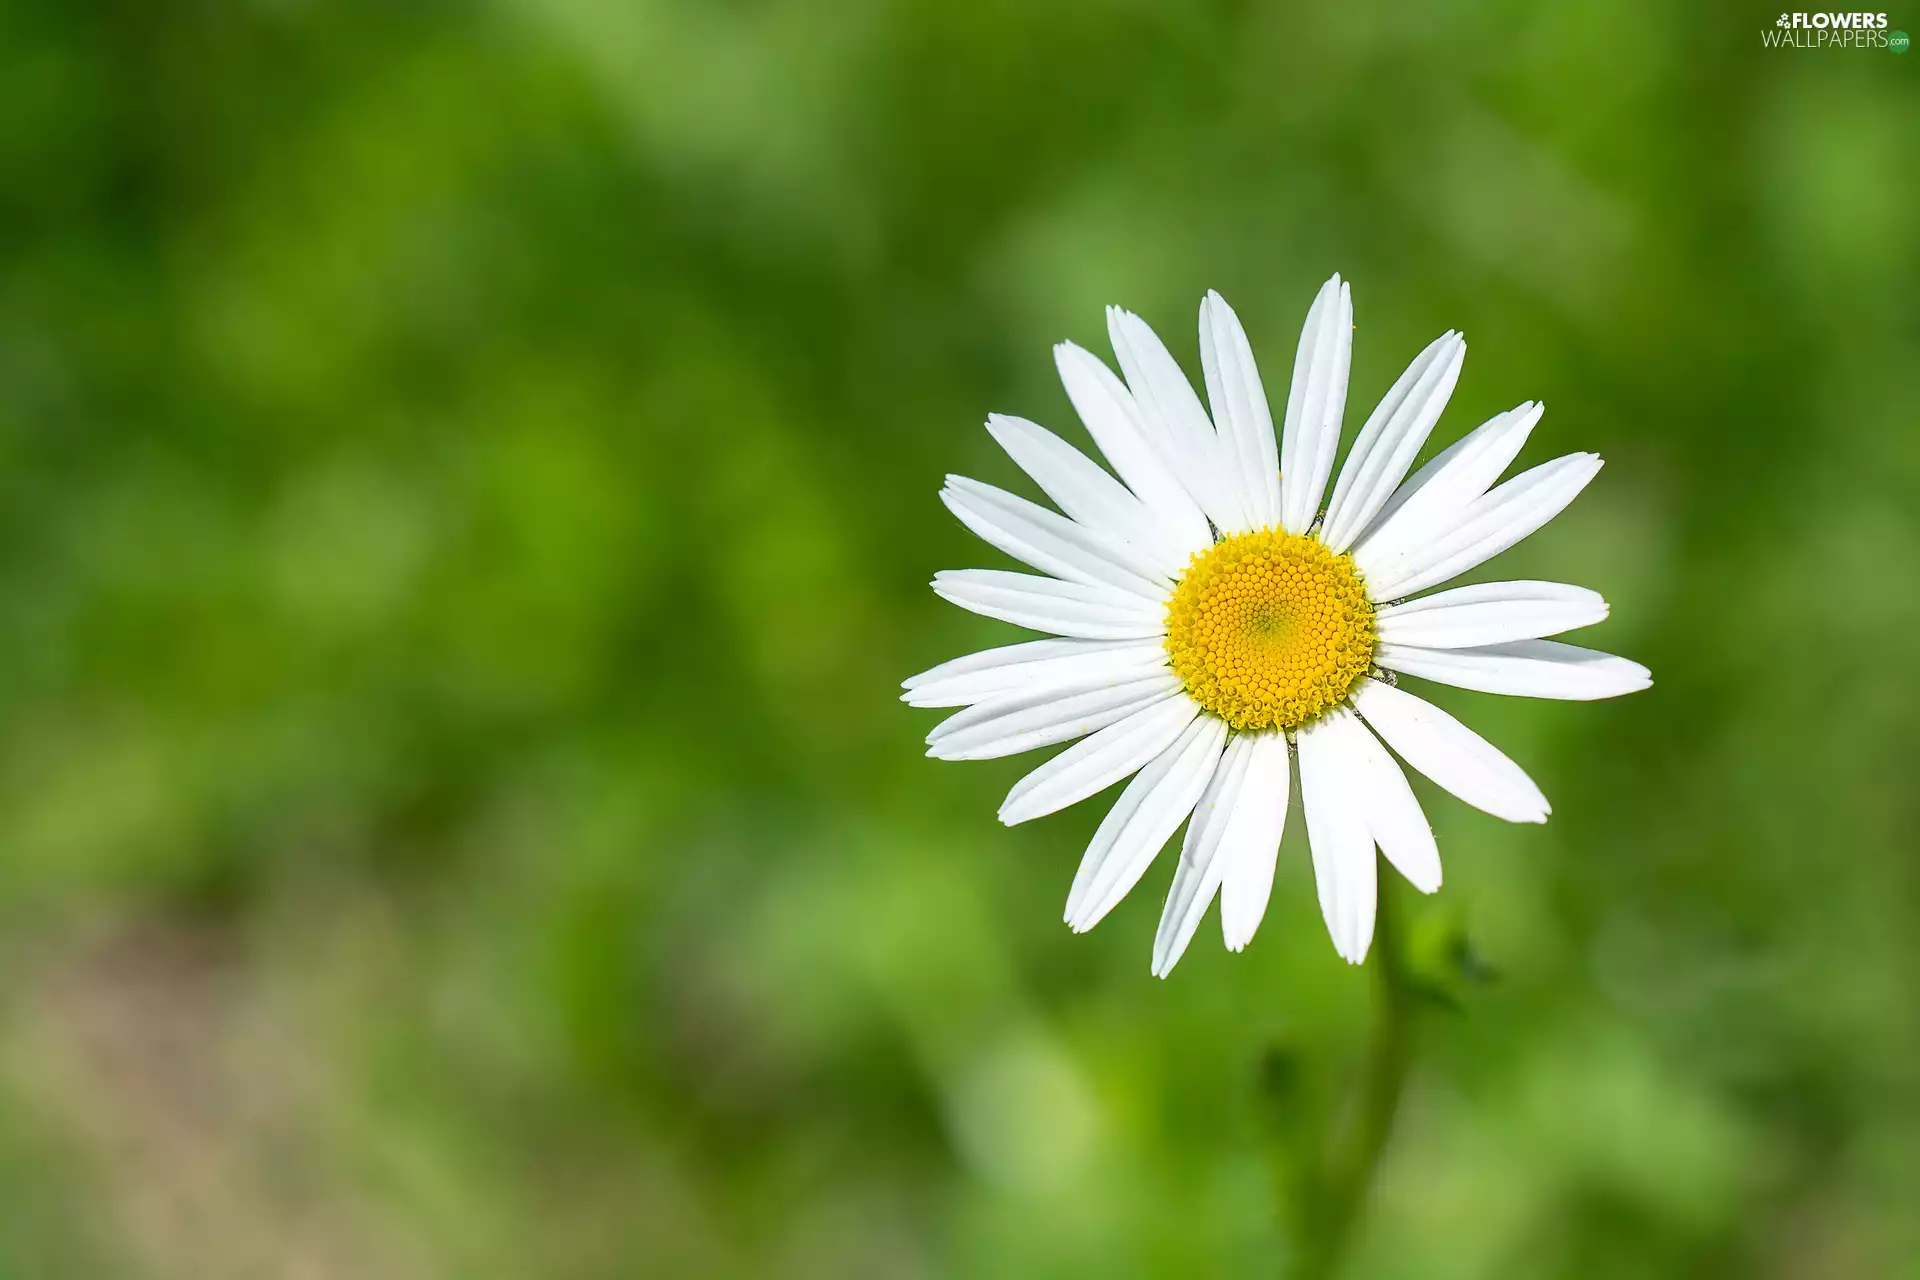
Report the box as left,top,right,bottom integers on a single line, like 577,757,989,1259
905,275,1649,973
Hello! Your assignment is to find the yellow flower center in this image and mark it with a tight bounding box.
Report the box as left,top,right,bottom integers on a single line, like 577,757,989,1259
1164,529,1375,732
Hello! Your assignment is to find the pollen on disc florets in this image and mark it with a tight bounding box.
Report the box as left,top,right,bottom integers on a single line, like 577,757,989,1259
1164,528,1375,732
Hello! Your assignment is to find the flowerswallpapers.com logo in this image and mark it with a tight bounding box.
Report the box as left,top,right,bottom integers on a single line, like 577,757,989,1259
1762,11,1908,48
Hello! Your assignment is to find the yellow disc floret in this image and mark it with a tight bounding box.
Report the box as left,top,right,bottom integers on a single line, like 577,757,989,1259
1164,529,1375,732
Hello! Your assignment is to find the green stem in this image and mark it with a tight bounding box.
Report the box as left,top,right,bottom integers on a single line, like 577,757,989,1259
1292,887,1416,1279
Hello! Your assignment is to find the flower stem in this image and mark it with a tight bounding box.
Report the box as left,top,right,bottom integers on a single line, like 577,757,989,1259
1291,886,1415,1278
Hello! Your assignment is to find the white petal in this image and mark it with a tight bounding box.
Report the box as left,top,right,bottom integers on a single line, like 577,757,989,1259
902,640,1159,710
1320,332,1466,552
1106,307,1243,532
1278,274,1353,535
942,476,1172,601
926,675,1182,761
903,639,1168,708
1198,291,1281,532
1000,695,1199,825
1064,714,1227,933
1296,711,1376,964
1375,581,1608,649
1150,732,1255,976
1217,731,1291,952
1350,678,1550,823
1345,717,1442,894
983,414,1187,577
1376,639,1653,701
1054,342,1213,555
1353,401,1541,566
1359,453,1603,601
931,569,1165,640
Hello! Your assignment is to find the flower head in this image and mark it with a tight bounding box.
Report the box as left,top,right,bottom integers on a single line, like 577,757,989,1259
906,276,1649,971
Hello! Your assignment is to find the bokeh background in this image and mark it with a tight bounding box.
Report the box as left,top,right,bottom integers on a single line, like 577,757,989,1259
0,1,1916,1275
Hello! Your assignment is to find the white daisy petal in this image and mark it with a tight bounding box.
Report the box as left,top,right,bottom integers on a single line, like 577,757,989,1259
1350,678,1550,823
1320,331,1466,552
1054,342,1214,555
1354,401,1542,563
1375,581,1608,649
1345,717,1442,894
1216,731,1291,953
1065,714,1227,933
931,569,1165,640
1376,639,1653,701
1106,306,1244,533
1198,291,1281,532
1000,695,1200,825
1150,732,1255,976
941,476,1170,600
983,414,1186,578
903,639,1168,708
904,637,1086,692
1359,452,1604,601
1146,731,1289,973
1296,710,1376,964
927,674,1182,761
1278,274,1353,535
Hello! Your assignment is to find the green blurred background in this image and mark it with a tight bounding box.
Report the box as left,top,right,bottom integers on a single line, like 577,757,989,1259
0,1,1915,1275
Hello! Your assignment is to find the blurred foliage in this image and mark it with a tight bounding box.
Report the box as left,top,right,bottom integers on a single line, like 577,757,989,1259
0,0,1916,1276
